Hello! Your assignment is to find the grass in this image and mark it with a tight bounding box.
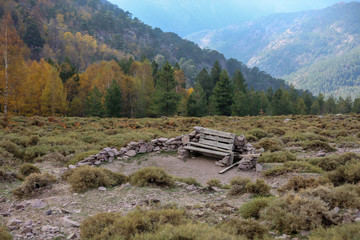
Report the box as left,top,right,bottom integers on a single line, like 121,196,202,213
262,161,323,177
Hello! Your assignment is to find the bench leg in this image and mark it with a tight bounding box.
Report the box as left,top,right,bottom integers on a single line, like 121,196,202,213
229,153,234,165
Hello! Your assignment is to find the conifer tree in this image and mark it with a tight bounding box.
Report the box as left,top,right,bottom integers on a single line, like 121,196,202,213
210,61,221,93
105,80,122,117
153,61,180,116
187,83,207,117
84,87,104,117
233,70,247,93
210,70,233,116
195,68,211,101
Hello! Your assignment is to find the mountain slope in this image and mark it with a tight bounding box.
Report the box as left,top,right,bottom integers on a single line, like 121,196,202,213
187,2,360,97
0,0,286,91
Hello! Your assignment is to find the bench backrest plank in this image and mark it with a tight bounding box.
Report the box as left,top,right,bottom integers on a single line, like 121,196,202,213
199,128,236,151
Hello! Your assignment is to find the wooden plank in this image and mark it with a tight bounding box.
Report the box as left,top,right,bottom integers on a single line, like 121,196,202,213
187,142,233,153
201,134,235,143
238,154,261,158
219,162,239,174
184,146,230,156
201,128,236,139
200,139,234,150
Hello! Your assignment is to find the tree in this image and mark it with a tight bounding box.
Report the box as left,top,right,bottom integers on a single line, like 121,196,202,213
105,80,122,117
210,61,221,92
153,61,180,116
210,70,233,116
233,70,247,93
0,12,28,120
232,91,249,116
187,83,207,117
352,97,360,114
84,87,104,117
195,68,211,101
324,96,336,114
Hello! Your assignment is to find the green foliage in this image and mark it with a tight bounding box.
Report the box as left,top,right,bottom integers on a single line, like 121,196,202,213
174,177,201,187
308,152,360,171
67,150,99,166
263,161,323,177
310,222,360,240
326,162,360,186
255,138,284,152
84,87,105,117
219,218,268,240
105,80,122,117
301,140,336,152
0,168,19,182
210,70,233,116
129,167,174,187
239,197,275,219
278,176,328,193
13,173,57,199
245,179,271,197
0,225,12,240
258,151,296,163
228,177,251,196
206,178,222,188
187,82,207,117
19,163,41,177
247,128,268,140
66,166,127,192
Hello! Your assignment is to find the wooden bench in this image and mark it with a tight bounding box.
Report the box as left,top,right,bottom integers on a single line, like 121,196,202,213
184,128,236,165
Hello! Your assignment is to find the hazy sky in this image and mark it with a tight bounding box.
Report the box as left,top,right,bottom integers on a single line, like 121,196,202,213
108,0,359,36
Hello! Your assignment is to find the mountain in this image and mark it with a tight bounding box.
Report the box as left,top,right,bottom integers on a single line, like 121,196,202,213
0,0,287,91
187,2,360,98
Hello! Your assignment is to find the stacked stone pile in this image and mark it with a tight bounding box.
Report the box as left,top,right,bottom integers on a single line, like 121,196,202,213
67,126,259,171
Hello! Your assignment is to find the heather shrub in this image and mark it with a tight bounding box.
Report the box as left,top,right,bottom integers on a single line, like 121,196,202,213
247,129,268,140
255,138,284,152
129,167,174,187
262,161,322,177
0,169,19,182
13,173,57,199
206,178,222,188
239,197,275,219
261,194,336,234
327,162,360,186
80,212,121,240
219,218,268,240
245,179,271,196
19,163,41,177
258,151,296,163
67,166,127,192
174,177,201,187
0,225,12,240
301,140,336,152
278,176,330,193
308,152,360,171
228,177,251,196
309,222,360,240
67,150,99,166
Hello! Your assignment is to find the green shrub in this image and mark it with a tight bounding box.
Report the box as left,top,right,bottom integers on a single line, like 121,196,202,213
206,178,222,188
19,163,41,177
129,167,174,187
228,177,251,196
0,141,24,159
239,197,275,219
278,176,329,193
327,162,360,186
219,218,268,240
245,179,271,196
27,135,39,146
266,127,286,136
262,161,322,177
13,173,57,199
255,138,284,152
67,166,127,192
261,194,336,234
0,169,19,182
282,133,326,144
80,212,121,240
301,140,336,152
247,129,268,140
309,222,360,240
258,151,296,163
308,152,360,171
67,150,99,166
0,225,12,240
174,177,201,187
23,145,49,162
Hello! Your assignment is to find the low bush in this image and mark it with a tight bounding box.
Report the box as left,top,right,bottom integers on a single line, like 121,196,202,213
282,133,326,144
255,138,284,152
261,194,336,234
228,177,251,196
0,225,12,240
174,177,201,187
129,167,174,187
23,145,49,162
302,185,360,209
262,161,322,177
258,151,296,163
301,140,336,152
0,168,19,182
308,152,360,171
67,166,127,192
327,162,360,186
206,178,222,188
0,140,24,159
247,129,268,140
13,173,57,199
309,222,360,240
67,150,99,166
239,197,275,219
266,127,286,136
278,176,329,193
19,163,41,177
27,135,39,146
219,218,268,240
245,179,271,196
81,208,187,240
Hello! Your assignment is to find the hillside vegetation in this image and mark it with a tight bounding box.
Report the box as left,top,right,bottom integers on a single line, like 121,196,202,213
187,2,360,97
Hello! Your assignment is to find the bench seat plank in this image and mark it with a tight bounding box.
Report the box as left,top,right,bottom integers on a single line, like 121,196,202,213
184,146,231,156
187,142,233,153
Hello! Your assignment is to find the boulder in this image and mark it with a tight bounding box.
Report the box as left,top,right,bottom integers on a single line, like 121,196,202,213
60,217,80,228
182,135,190,144
125,150,137,157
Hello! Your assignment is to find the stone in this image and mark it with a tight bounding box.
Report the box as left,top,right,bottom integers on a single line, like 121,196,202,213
182,135,190,144
256,164,263,172
189,131,197,137
193,126,203,132
355,217,360,222
138,144,147,153
6,219,22,227
153,146,161,152
300,230,311,236
94,160,101,165
68,165,76,169
45,210,52,215
283,118,291,123
67,233,79,239
166,138,176,144
316,150,326,157
60,217,80,228
24,220,33,226
158,137,168,142
186,185,198,191
119,147,127,155
151,139,158,144
332,206,340,214
125,150,137,157
21,226,33,234
31,199,46,209
98,186,106,191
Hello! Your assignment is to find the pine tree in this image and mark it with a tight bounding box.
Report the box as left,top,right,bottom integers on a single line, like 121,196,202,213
153,61,180,116
187,83,207,117
84,87,104,117
195,68,211,101
232,91,249,116
210,70,233,116
105,80,122,117
210,61,221,93
324,96,336,114
352,97,360,114
233,70,247,93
